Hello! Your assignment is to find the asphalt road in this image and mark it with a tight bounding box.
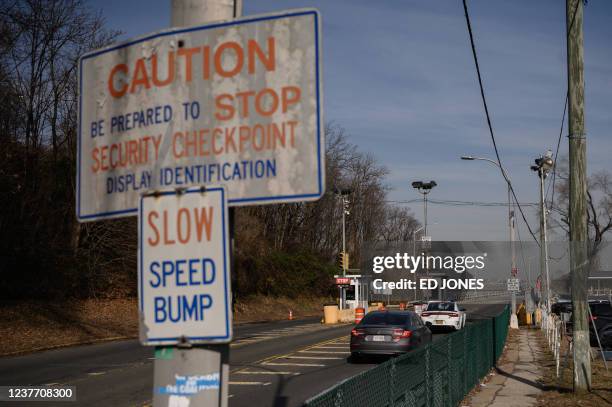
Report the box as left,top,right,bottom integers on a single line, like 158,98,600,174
0,303,506,406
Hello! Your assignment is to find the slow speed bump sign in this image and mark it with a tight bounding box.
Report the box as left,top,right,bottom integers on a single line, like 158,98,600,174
138,186,231,345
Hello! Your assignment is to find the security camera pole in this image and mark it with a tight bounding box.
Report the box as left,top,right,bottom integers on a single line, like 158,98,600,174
566,0,591,392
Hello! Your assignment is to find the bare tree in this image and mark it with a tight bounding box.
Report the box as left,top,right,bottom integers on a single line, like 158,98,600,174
550,157,612,248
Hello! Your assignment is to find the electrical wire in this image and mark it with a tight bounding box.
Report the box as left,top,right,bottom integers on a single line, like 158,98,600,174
388,199,538,207
547,94,568,209
462,0,540,246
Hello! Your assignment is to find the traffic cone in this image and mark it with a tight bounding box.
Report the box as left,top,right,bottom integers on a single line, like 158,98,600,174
289,310,293,320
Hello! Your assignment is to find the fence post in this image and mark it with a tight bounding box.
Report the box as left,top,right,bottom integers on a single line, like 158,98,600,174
492,312,498,365
463,327,468,395
425,346,431,407
447,336,452,405
389,359,395,407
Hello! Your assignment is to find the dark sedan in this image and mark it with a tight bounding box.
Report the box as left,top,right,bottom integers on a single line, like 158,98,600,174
589,301,612,348
350,310,432,359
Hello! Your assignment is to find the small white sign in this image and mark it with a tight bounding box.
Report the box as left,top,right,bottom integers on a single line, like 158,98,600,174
507,278,520,292
77,9,324,222
138,186,231,345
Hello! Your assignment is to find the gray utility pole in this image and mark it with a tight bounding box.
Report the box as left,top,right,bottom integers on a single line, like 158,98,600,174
566,0,591,392
152,2,243,407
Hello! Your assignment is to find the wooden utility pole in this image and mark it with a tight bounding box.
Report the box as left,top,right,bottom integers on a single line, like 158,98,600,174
567,0,591,392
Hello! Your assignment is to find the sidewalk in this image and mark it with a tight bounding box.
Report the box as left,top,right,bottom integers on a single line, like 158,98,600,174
467,328,545,407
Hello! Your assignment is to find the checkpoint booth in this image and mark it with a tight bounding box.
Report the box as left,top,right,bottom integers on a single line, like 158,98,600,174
335,273,371,310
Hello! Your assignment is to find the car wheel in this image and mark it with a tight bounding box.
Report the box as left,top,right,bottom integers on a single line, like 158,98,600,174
349,353,360,363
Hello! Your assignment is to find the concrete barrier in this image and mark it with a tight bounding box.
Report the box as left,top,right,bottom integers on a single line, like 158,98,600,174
323,305,339,324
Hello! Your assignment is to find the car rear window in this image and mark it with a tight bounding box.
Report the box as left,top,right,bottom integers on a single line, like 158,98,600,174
427,302,454,311
590,303,612,316
361,313,410,326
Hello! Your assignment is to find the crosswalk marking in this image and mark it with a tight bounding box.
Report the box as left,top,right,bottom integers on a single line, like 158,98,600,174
229,381,271,386
284,355,343,360
298,350,349,354
262,362,326,367
234,370,300,376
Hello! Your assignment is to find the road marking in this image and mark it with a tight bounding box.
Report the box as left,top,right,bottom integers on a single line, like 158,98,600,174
298,350,350,354
234,371,300,376
262,362,326,367
87,372,106,376
311,346,348,350
284,356,343,360
230,334,347,374
229,381,271,386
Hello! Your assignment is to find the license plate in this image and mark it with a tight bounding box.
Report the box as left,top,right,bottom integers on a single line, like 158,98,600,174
435,320,445,325
372,335,386,342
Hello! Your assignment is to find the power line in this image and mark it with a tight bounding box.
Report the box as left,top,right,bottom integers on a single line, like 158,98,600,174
462,0,540,246
547,93,568,209
389,199,538,207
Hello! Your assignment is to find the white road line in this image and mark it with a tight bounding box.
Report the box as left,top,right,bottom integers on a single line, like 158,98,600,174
262,362,326,367
284,356,343,360
87,372,106,376
311,346,348,349
234,371,300,376
298,350,350,354
229,381,271,386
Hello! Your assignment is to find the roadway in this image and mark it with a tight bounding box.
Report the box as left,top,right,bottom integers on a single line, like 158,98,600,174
0,303,506,406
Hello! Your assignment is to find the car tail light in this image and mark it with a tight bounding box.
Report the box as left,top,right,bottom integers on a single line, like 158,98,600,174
590,316,598,321
449,313,459,317
421,312,431,317
393,329,412,338
351,329,365,337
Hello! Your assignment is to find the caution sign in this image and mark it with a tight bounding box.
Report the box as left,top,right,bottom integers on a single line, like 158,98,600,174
138,186,231,345
77,9,324,221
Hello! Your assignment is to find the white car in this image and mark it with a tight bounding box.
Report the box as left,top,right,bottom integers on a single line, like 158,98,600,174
420,301,466,330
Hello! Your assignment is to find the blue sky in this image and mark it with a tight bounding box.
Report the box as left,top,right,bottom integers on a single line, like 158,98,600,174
93,0,612,241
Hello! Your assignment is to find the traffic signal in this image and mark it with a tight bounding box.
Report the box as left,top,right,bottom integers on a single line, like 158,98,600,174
339,252,349,270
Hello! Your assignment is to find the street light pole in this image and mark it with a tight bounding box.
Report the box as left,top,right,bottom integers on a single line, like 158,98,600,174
412,181,437,238
531,152,554,316
540,167,552,315
461,155,518,328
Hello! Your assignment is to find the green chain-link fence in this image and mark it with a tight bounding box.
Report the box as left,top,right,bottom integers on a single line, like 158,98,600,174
305,306,510,407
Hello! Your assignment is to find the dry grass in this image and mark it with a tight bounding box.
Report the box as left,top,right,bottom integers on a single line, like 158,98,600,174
536,333,612,406
0,296,331,356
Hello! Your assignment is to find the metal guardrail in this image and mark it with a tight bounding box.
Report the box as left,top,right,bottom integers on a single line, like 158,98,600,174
305,306,510,407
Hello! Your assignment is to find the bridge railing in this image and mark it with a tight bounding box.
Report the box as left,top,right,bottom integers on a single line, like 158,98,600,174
304,306,510,407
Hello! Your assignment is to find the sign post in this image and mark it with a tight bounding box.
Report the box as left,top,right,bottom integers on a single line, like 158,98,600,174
77,3,324,406
507,278,520,292
139,186,231,406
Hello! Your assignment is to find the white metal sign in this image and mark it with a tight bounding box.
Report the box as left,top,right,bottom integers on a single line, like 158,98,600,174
78,9,324,221
507,278,520,292
138,186,231,345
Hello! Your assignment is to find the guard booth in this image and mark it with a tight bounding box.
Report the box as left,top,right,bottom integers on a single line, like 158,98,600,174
335,273,371,310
